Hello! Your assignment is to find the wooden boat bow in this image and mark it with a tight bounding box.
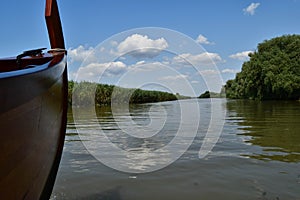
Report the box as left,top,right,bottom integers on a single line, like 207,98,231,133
0,0,68,199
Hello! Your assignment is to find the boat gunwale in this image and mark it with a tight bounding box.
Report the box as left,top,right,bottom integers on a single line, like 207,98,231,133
0,52,66,79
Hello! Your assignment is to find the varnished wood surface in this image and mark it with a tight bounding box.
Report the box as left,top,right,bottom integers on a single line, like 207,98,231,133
45,0,65,49
0,54,53,73
0,0,67,198
0,55,67,199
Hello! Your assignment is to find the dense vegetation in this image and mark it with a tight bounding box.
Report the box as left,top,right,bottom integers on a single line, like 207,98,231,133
198,89,226,98
68,81,179,106
199,91,211,98
225,35,300,100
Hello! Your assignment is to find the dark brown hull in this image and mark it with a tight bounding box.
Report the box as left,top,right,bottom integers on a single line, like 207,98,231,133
0,54,68,199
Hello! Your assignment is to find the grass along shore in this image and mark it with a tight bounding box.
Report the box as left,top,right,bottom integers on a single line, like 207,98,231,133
68,81,190,106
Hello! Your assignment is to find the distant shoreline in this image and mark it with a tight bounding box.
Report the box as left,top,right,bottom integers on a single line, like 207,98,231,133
68,81,192,106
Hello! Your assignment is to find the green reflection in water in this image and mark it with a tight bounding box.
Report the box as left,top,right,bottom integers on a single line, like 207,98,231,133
227,100,300,162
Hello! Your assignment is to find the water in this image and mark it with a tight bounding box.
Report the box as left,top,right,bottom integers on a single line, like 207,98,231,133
51,99,300,200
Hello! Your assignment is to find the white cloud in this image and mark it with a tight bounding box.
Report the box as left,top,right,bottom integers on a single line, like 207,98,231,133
243,3,260,15
76,61,127,81
117,34,168,58
128,61,165,73
68,45,95,63
229,51,253,61
173,52,223,66
159,74,188,81
106,61,127,76
221,69,240,74
196,34,214,45
135,60,146,65
199,69,220,75
110,40,118,46
100,47,105,52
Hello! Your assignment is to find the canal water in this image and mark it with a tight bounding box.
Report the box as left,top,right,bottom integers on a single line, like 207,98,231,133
51,99,300,200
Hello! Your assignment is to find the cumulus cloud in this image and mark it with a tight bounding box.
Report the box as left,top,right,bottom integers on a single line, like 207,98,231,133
68,45,95,63
105,61,127,76
196,34,214,45
76,61,127,81
117,34,168,58
128,61,165,73
199,69,220,75
243,3,260,15
159,74,188,81
110,40,118,46
135,60,146,65
173,52,223,66
221,69,240,74
229,51,253,61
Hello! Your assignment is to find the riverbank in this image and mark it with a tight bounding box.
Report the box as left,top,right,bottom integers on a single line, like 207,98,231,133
68,81,191,106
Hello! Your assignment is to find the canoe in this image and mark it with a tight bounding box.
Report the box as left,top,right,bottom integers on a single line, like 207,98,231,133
0,0,67,199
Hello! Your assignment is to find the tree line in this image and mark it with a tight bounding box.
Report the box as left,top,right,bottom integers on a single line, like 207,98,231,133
68,81,180,106
225,34,300,100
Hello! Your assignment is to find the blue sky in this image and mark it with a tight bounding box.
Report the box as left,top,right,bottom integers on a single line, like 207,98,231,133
1,0,300,96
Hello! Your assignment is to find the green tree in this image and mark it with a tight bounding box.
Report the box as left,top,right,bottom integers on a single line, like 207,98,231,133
225,34,300,100
199,91,210,98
